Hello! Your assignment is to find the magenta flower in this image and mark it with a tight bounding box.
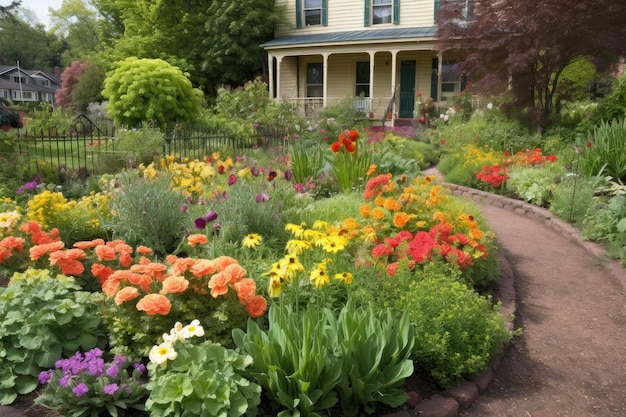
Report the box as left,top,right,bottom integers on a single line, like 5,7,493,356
256,193,269,203
103,383,119,395
73,383,89,397
228,174,237,185
284,169,293,181
251,166,259,177
205,211,218,222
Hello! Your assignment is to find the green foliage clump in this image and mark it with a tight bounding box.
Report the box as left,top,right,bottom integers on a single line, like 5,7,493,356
372,136,429,177
233,301,415,417
102,57,204,132
581,194,626,265
111,124,164,167
595,75,626,122
147,338,260,417
550,174,598,224
0,269,106,405
103,173,188,256
506,164,563,207
578,118,626,182
406,274,511,388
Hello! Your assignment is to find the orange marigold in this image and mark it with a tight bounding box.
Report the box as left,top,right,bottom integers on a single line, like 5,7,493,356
371,207,386,220
29,241,65,261
393,212,411,228
161,275,189,294
208,271,230,298
245,295,267,318
187,234,208,246
95,244,117,261
136,294,171,315
114,287,140,305
234,278,257,304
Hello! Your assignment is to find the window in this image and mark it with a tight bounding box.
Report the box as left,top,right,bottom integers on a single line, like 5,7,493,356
463,0,475,21
12,76,26,84
355,62,370,97
296,0,327,27
304,0,321,26
307,63,323,97
441,61,467,100
364,0,399,27
372,0,392,24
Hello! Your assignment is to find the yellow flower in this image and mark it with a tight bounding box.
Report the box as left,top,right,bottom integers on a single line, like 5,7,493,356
334,272,353,284
315,233,347,253
285,239,312,255
280,253,305,280
310,261,330,288
312,220,330,230
366,164,377,176
268,275,283,297
242,233,262,249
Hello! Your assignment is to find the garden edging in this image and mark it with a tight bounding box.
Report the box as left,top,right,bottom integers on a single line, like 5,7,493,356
383,179,626,417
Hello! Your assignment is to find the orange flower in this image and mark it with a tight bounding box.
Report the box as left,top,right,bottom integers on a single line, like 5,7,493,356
224,263,246,282
190,259,219,277
29,241,65,261
136,294,171,315
161,275,189,294
359,204,371,218
73,239,105,249
208,271,230,298
393,212,411,228
119,251,132,268
126,273,153,292
1,236,25,253
102,276,122,297
112,242,133,254
56,259,85,276
330,141,342,153
371,207,386,220
95,244,117,261
171,257,196,275
213,256,239,271
374,196,385,207
165,254,178,265
0,247,11,264
137,245,153,255
187,234,208,246
131,262,167,281
245,295,267,318
114,287,140,305
234,278,256,304
348,129,359,141
92,263,114,284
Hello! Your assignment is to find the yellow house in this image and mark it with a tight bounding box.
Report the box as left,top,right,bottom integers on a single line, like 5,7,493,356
261,0,472,124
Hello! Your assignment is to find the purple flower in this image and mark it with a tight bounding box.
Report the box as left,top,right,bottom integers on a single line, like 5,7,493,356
59,375,70,387
105,365,119,378
194,217,207,229
205,211,218,222
38,370,53,384
228,174,237,186
284,170,293,181
103,383,119,395
250,166,259,177
88,358,105,377
84,348,103,361
133,363,146,376
73,383,89,397
256,193,269,203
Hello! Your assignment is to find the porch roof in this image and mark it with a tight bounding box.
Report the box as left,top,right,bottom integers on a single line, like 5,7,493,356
260,27,437,49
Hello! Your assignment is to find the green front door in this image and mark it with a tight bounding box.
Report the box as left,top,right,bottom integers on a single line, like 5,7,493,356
399,61,416,118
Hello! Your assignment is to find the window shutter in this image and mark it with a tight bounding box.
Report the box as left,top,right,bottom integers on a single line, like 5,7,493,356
296,0,303,28
364,0,370,27
430,58,438,100
322,0,328,26
393,0,400,24
433,0,440,23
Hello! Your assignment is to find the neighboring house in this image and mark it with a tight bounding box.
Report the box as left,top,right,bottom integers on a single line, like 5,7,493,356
0,65,60,105
261,0,473,122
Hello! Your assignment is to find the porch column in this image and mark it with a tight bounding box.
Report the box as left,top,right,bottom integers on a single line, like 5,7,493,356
368,51,375,115
390,50,398,127
267,53,275,99
437,52,443,105
276,55,284,101
322,53,330,107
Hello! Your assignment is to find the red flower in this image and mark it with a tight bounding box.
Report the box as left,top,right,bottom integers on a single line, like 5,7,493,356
330,141,342,153
218,165,225,174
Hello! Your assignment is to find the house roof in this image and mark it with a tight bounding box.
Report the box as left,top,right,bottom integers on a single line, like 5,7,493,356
260,27,437,49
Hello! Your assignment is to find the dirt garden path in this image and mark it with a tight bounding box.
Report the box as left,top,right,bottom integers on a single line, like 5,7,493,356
455,193,626,417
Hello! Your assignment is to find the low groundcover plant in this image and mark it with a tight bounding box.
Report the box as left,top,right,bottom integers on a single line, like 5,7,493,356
36,348,149,417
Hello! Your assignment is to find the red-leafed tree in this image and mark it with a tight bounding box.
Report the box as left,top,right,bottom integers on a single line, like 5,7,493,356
437,0,626,131
54,61,89,108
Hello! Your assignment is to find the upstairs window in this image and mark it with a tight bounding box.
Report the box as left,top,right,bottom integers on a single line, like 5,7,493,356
373,0,392,24
364,0,399,27
296,0,327,27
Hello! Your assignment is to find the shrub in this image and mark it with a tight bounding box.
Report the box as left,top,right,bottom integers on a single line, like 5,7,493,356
0,269,106,405
506,164,563,207
406,274,511,388
102,57,204,132
111,124,164,167
550,174,598,224
581,194,626,265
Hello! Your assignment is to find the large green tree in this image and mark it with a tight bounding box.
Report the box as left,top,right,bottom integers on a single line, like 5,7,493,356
102,57,204,131
48,0,100,65
437,0,626,131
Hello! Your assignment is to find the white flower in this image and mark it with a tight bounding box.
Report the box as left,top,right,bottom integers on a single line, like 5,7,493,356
180,319,205,339
440,113,445,119
487,102,493,110
149,342,178,367
444,114,449,122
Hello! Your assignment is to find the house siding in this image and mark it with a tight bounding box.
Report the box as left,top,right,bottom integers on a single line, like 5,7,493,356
276,0,437,36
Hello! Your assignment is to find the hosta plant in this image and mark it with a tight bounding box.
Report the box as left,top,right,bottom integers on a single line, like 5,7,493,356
0,269,106,405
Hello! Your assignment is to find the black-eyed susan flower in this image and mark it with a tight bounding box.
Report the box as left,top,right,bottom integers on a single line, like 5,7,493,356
334,272,353,284
242,233,262,249
310,261,330,288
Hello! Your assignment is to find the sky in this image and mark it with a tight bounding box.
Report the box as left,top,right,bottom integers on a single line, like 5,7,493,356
16,0,64,27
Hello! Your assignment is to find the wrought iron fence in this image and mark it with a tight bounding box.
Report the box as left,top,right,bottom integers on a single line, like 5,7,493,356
12,116,285,184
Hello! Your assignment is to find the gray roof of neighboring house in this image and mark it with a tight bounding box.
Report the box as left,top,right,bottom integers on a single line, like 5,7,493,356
260,27,438,48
